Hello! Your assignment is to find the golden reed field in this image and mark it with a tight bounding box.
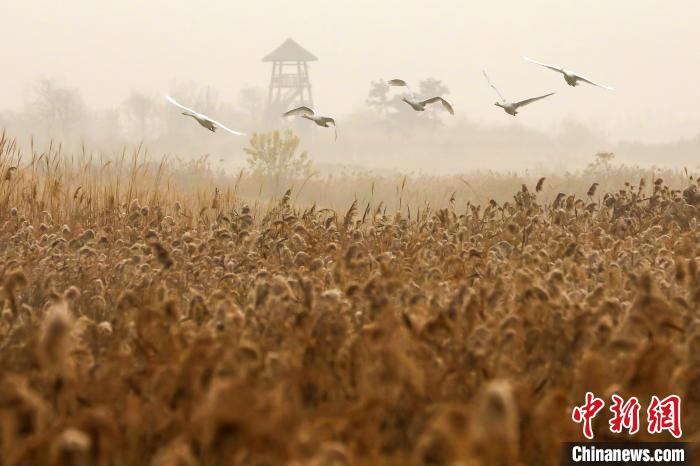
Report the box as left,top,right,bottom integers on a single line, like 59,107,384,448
1,131,700,466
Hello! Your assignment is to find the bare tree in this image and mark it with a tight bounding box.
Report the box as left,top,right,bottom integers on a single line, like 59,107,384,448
29,78,85,142
121,91,162,141
419,77,449,100
238,86,265,122
366,79,391,117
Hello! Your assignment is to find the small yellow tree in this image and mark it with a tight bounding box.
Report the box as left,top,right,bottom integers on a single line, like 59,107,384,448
244,130,313,179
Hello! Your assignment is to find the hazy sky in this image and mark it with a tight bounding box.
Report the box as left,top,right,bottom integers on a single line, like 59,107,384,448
2,0,699,143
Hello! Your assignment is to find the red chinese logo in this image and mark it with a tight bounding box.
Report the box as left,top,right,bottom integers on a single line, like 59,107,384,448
647,395,682,438
608,394,640,435
572,393,682,439
572,392,605,440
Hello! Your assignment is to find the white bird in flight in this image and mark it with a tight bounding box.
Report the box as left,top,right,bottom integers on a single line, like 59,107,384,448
166,95,245,136
482,70,555,116
523,57,615,90
282,106,337,140
387,79,455,115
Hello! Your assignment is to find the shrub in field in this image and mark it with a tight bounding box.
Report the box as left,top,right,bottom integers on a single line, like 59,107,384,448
244,129,313,179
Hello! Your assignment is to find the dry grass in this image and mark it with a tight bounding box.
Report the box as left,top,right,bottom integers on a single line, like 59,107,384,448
1,132,700,465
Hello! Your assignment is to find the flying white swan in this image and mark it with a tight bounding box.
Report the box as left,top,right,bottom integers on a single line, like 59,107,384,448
387,79,454,115
282,106,337,140
165,95,245,135
482,70,554,116
523,57,615,90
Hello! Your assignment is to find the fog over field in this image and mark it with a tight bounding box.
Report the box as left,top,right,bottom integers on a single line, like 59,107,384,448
1,0,699,172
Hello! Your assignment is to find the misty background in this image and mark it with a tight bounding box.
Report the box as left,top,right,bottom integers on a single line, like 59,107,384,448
2,0,699,174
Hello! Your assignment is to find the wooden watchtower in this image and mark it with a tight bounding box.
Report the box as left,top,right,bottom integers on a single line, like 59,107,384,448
263,38,317,118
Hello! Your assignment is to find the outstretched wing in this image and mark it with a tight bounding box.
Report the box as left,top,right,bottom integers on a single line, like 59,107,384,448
166,95,203,117
523,56,564,74
388,79,408,87
420,97,454,115
387,78,414,98
167,95,244,136
574,73,615,90
482,70,506,102
209,118,245,136
513,92,555,109
283,106,315,117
